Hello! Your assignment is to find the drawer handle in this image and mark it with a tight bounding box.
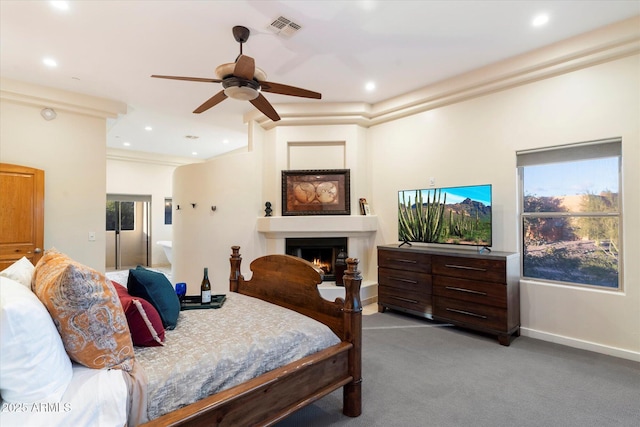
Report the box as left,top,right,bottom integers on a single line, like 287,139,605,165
394,258,418,264
445,286,487,296
446,308,487,319
389,277,418,284
389,296,419,304
444,264,487,272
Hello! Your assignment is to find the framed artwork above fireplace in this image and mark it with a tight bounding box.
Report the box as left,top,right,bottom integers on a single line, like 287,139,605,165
282,169,350,216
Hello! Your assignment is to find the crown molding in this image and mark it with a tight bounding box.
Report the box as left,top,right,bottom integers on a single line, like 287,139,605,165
0,77,127,119
247,16,640,130
107,147,203,166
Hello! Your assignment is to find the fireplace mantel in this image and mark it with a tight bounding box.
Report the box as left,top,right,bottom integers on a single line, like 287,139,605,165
257,215,378,306
256,215,377,238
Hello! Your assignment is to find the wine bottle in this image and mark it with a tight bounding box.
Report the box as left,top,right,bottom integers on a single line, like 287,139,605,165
201,267,211,304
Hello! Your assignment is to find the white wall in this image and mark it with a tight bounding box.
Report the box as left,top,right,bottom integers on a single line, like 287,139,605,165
172,149,263,296
0,78,193,272
0,80,124,270
106,155,178,267
2,20,636,360
258,124,376,277
369,54,639,359
172,43,638,360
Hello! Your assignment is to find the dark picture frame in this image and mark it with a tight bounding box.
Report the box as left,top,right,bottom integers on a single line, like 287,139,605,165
282,169,350,216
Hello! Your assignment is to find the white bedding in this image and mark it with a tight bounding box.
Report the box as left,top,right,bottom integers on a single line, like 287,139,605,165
0,363,128,427
2,267,340,426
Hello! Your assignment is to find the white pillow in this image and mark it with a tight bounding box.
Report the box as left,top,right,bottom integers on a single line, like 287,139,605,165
0,257,35,289
0,276,73,403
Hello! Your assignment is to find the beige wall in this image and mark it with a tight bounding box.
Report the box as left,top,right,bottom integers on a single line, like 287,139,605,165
1,19,637,360
172,150,262,295
369,54,639,359
106,154,186,267
0,79,192,271
173,29,639,360
0,80,123,270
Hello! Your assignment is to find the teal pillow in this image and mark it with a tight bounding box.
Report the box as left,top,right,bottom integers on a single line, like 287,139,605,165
127,267,179,330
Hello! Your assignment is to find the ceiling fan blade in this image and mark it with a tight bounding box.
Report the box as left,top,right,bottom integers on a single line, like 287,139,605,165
234,55,255,80
260,81,321,99
193,90,228,114
151,75,223,83
250,94,281,122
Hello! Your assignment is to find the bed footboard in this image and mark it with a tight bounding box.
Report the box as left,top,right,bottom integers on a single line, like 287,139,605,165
141,246,362,426
142,342,352,426
230,246,362,419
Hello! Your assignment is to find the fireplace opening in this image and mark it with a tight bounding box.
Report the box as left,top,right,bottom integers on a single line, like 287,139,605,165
285,237,348,282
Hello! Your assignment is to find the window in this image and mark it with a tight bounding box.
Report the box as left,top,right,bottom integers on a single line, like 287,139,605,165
164,198,172,225
106,201,135,231
517,139,621,289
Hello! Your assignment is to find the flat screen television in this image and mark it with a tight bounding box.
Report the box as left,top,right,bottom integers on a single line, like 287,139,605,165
398,184,492,247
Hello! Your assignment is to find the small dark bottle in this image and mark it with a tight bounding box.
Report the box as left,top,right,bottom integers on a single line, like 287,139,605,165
201,268,211,304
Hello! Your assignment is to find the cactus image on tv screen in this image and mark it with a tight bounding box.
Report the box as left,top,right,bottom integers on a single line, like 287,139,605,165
398,184,492,247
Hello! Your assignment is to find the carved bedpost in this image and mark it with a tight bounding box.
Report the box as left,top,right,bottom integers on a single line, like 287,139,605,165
229,246,242,292
342,257,362,417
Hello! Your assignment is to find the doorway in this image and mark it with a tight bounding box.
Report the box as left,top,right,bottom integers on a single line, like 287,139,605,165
106,194,151,271
0,163,44,270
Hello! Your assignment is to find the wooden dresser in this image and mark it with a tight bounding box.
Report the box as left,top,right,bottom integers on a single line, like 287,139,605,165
378,244,520,346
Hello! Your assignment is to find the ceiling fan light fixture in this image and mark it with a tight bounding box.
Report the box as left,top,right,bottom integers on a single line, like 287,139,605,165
222,77,261,100
224,85,259,100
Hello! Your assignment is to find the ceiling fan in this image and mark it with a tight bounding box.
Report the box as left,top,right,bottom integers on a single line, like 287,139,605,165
151,26,321,122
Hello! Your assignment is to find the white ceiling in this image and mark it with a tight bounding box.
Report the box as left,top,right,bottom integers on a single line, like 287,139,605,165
1,1,638,160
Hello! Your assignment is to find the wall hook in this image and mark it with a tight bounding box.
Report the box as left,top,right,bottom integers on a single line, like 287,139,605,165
191,203,197,208
176,205,181,210
211,206,217,212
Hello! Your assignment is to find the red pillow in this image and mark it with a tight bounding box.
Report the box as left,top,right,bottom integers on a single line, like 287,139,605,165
113,281,165,347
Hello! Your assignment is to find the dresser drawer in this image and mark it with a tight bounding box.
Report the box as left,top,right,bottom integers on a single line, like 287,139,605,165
432,255,505,283
434,296,506,332
378,249,431,273
433,276,506,308
378,267,432,292
379,285,432,314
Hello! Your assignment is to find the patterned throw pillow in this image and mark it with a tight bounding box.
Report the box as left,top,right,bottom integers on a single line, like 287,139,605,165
113,281,165,347
32,249,134,371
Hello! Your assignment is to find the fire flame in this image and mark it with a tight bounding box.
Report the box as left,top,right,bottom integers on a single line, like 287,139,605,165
313,257,331,273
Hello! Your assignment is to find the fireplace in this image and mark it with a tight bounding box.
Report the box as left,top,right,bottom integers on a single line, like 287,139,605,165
285,237,347,282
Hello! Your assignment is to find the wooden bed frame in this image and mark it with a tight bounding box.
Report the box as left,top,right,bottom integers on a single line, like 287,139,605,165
141,246,363,426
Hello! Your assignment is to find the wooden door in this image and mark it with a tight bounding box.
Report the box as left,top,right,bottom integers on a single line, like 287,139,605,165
0,163,45,270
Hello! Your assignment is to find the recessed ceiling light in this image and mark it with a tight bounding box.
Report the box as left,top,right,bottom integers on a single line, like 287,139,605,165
223,139,229,144
123,142,131,147
50,1,69,11
365,81,376,92
145,126,152,131
358,0,377,12
192,151,198,156
42,57,57,68
532,14,549,27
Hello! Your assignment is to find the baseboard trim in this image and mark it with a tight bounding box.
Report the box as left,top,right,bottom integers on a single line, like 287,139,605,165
521,327,640,362
361,295,378,307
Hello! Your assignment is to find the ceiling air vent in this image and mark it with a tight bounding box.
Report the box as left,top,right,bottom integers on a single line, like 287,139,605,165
267,16,301,38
